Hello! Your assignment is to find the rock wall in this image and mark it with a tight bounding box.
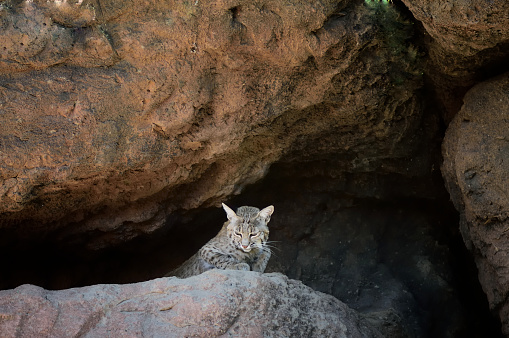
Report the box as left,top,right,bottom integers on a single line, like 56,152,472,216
0,270,382,337
442,73,509,335
0,0,424,248
401,0,509,333
401,0,509,122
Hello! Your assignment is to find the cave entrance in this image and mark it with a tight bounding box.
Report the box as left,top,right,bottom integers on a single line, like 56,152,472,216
0,161,503,337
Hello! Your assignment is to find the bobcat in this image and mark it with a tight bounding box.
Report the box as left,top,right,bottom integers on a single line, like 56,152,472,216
165,203,274,278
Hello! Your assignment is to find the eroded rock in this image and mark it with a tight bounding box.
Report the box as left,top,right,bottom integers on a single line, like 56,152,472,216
0,270,382,337
401,0,509,121
0,0,424,248
442,72,509,335
402,0,509,56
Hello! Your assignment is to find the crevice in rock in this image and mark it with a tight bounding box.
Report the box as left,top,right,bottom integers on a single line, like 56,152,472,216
228,6,241,27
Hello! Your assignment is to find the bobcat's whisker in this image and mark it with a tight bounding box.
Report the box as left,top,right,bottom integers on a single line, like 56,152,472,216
264,247,279,259
262,244,280,251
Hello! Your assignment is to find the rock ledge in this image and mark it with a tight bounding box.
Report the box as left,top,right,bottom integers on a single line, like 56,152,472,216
0,270,381,337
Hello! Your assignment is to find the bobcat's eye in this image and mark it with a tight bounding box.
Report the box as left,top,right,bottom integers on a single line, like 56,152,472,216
250,232,259,238
234,231,242,237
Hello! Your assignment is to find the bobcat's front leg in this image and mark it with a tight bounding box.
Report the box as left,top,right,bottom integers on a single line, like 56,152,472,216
199,247,250,271
251,250,271,273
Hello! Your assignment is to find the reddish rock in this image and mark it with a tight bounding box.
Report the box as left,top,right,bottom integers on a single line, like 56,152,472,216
402,0,509,56
442,72,509,335
0,1,424,247
0,270,382,337
401,0,509,122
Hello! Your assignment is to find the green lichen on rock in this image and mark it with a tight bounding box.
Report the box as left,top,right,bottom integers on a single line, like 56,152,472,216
365,0,422,86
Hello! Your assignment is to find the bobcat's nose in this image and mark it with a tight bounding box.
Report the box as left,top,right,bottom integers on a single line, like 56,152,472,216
242,244,249,249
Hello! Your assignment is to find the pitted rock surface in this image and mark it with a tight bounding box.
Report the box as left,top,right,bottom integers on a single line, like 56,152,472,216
0,0,424,248
0,270,382,337
442,72,509,335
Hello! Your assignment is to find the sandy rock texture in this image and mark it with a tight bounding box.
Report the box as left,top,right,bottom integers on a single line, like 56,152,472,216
0,0,424,247
401,0,509,121
0,270,382,337
442,73,509,335
402,0,509,56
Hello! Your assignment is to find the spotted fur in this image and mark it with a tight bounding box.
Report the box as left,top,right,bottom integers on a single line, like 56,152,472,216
166,203,274,278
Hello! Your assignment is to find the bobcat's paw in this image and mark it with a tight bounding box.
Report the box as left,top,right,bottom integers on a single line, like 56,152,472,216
232,263,250,271
251,265,266,273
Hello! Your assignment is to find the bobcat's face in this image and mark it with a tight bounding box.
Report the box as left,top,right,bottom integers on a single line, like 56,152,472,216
228,219,268,253
223,204,274,253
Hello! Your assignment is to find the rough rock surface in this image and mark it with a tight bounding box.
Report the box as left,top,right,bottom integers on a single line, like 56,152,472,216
402,0,509,56
0,270,382,337
442,73,509,335
401,0,509,122
0,0,424,247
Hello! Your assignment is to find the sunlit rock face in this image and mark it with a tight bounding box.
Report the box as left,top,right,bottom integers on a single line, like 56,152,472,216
0,0,424,247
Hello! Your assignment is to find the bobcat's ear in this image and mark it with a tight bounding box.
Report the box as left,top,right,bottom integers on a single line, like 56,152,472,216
222,203,237,220
258,205,274,223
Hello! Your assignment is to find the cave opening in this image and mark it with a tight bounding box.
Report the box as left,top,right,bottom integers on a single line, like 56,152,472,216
0,159,504,337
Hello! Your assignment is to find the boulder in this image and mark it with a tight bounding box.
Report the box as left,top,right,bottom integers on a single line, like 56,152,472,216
0,270,382,337
442,72,509,335
401,0,509,122
401,0,509,56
